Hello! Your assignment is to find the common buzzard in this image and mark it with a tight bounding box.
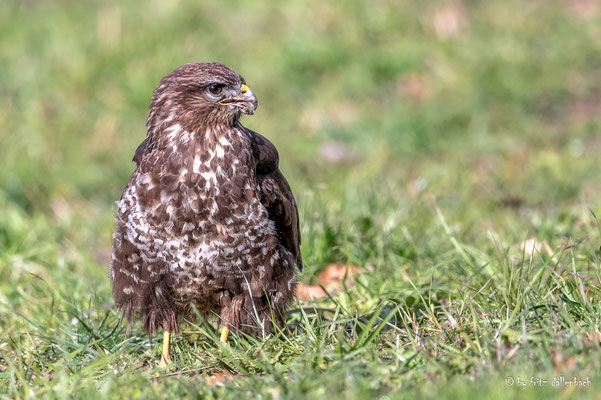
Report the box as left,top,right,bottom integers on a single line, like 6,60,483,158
110,62,301,366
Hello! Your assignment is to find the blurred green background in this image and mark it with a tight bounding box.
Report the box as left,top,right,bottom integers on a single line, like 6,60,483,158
2,0,601,398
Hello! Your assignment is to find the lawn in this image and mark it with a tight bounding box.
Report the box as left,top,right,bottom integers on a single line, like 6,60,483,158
2,0,601,398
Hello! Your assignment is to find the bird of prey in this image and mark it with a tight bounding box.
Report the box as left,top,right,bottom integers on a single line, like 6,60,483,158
109,62,301,366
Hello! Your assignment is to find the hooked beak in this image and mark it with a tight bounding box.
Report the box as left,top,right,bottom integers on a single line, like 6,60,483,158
219,84,258,115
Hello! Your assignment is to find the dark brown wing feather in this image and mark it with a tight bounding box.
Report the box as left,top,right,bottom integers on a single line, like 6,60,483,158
245,128,302,271
132,137,151,166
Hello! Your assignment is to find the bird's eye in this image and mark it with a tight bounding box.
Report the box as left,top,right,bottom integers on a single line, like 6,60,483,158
208,84,224,95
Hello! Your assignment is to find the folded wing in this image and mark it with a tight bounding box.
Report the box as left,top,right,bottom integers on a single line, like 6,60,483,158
246,128,302,271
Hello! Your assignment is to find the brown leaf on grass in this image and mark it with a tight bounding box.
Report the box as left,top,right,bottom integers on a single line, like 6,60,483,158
586,331,601,346
205,370,243,386
296,264,373,301
551,348,576,370
504,344,520,363
317,263,362,284
296,284,328,301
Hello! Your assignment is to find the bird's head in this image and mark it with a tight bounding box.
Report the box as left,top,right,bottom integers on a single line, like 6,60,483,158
148,62,258,133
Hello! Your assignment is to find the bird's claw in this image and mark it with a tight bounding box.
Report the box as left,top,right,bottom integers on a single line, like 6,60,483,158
152,354,173,378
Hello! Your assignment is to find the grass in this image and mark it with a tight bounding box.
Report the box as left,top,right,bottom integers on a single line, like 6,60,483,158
2,0,601,398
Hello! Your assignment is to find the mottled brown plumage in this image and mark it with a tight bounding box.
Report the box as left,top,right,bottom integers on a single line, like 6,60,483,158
110,62,301,339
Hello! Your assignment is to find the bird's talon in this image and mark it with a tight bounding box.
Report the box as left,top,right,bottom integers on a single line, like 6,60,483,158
152,354,173,378
158,354,172,368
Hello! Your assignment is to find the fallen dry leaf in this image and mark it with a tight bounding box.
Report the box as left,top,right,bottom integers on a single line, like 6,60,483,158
296,264,373,301
296,284,328,301
205,370,243,386
551,348,576,370
317,263,362,284
586,331,601,345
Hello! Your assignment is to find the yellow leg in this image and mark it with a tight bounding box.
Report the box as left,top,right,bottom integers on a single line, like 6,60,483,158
158,330,172,367
220,325,230,343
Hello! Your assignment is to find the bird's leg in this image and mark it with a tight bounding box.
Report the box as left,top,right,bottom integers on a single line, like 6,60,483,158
219,325,230,343
158,330,172,367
